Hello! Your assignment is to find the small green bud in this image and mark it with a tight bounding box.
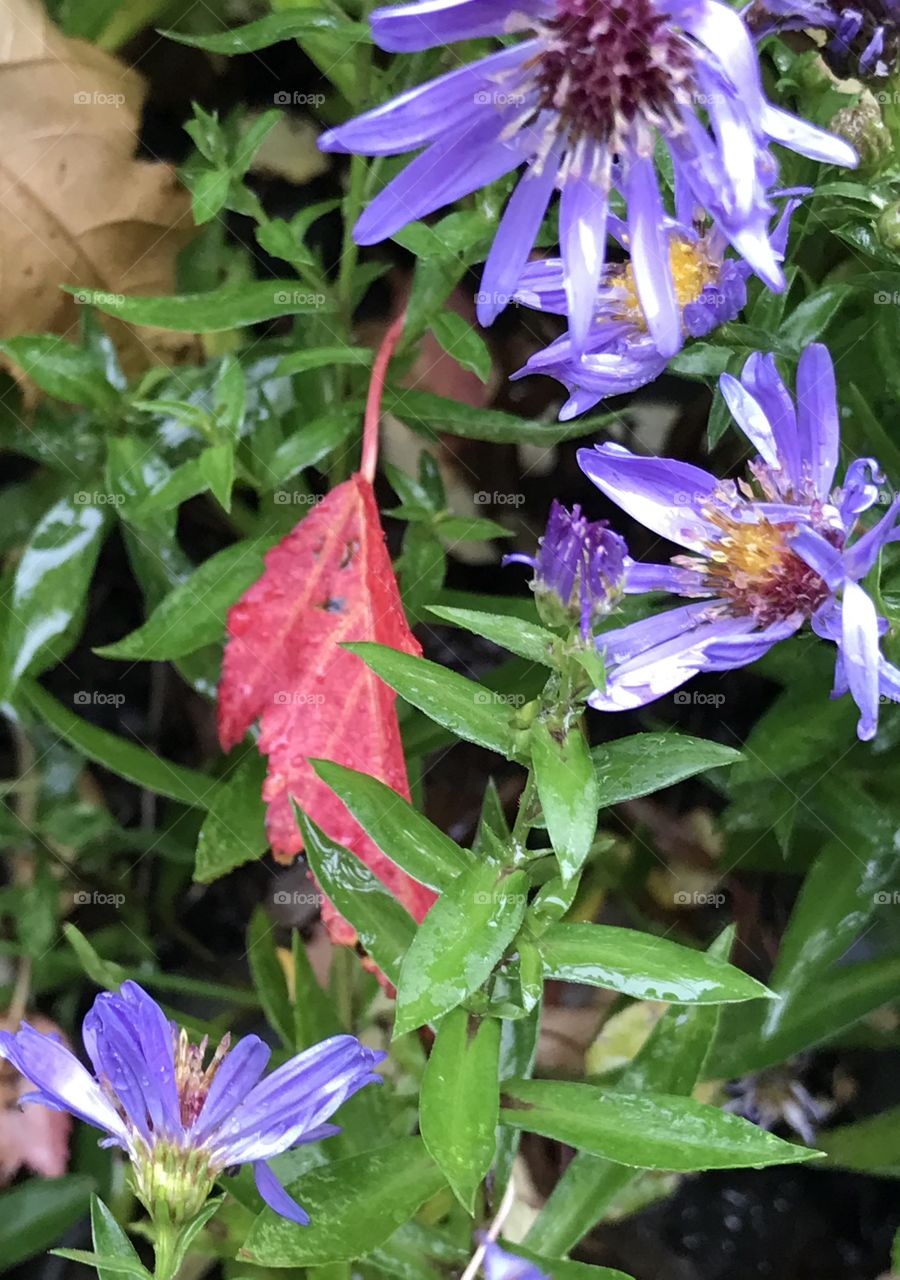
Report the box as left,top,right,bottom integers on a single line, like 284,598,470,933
832,98,892,174
879,198,900,250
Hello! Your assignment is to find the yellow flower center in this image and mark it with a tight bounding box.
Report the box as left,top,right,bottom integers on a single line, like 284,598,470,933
613,236,718,328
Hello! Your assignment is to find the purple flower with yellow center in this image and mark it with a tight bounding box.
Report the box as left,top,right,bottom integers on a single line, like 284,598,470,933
579,343,900,739
504,500,627,636
0,982,385,1225
318,0,855,356
512,198,800,418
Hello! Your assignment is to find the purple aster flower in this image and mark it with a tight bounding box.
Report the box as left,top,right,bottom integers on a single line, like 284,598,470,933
749,0,900,77
724,1062,831,1145
578,343,900,739
512,196,801,419
0,982,385,1225
483,1240,549,1279
319,0,855,356
504,500,627,636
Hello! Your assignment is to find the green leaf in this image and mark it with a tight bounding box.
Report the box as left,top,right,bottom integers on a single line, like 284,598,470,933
819,1105,900,1176
532,718,599,881
777,283,851,349
709,950,900,1077
420,1010,500,1212
592,733,741,806
162,11,370,52
269,413,357,485
528,931,733,1257
0,336,120,411
190,167,231,224
66,281,333,332
436,515,512,542
64,923,126,989
0,1175,94,1268
500,1080,819,1170
298,811,416,987
0,494,109,698
537,923,773,1004
427,605,558,667
96,538,272,661
395,862,528,1037
275,347,373,376
494,1245,633,1280
383,387,617,446
247,906,293,1048
195,754,268,883
20,680,217,808
345,642,522,759
90,1195,148,1280
242,1138,446,1266
429,312,492,382
310,759,472,892
51,1251,151,1277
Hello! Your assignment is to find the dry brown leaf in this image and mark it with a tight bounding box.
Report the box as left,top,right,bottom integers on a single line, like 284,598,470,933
0,0,197,373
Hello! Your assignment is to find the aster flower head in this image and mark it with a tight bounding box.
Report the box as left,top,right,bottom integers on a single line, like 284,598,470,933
0,982,385,1225
724,1062,831,1145
319,0,855,356
578,343,900,739
504,500,627,636
513,197,801,419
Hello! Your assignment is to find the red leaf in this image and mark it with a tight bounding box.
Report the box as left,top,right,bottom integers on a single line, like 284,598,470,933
218,472,436,926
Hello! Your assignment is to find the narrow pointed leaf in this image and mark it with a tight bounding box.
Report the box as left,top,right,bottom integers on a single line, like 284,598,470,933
591,734,741,807
427,605,558,667
500,1080,819,1170
532,719,599,881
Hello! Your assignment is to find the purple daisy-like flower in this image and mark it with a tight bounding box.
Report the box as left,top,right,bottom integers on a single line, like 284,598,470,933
482,1240,549,1279
0,981,385,1225
750,0,899,78
512,197,801,419
579,343,900,739
504,500,627,636
319,0,855,356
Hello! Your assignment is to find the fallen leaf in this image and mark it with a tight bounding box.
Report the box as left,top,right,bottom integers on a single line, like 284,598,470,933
0,0,195,373
0,1013,71,1183
218,473,436,932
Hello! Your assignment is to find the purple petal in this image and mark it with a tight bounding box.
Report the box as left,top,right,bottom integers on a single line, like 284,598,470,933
739,353,802,490
626,153,681,358
192,1034,272,1144
370,0,549,52
762,104,858,168
839,458,883,525
796,343,839,498
353,121,519,245
560,162,610,354
0,1024,130,1144
483,1240,549,1279
844,496,900,579
624,561,707,594
840,580,880,739
578,443,720,551
718,373,781,470
478,148,561,326
788,526,845,591
318,45,530,157
254,1160,310,1225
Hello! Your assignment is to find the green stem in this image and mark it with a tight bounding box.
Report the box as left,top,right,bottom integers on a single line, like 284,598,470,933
511,769,539,854
152,1220,179,1280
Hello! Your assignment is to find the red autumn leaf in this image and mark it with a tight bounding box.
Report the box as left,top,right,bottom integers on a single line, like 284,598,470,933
217,472,436,930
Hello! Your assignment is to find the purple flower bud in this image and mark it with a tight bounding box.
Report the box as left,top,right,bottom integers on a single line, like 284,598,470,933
505,501,627,637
